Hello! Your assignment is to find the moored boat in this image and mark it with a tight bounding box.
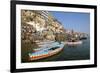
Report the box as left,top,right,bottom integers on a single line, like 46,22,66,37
29,42,64,61
66,41,82,45
79,37,87,40
33,41,60,52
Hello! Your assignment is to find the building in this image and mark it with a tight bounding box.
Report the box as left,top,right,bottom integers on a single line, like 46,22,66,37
21,10,66,41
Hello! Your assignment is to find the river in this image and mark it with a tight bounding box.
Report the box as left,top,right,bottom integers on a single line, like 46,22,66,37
28,37,90,63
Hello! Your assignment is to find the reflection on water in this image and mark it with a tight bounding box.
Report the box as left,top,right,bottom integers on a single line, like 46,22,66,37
25,38,90,63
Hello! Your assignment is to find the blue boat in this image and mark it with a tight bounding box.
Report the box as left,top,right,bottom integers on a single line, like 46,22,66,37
29,42,64,61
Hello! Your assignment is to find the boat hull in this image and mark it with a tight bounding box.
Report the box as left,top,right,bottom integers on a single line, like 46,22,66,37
66,41,82,45
29,48,63,61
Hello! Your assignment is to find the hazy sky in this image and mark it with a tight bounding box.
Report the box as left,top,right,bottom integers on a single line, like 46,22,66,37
50,11,90,34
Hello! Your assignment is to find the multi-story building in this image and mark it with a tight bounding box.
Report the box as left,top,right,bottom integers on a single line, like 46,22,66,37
21,10,66,41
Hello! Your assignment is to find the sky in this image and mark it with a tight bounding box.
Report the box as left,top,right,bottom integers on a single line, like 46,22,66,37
49,11,90,34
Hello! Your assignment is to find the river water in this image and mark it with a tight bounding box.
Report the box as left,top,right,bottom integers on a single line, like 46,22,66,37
29,38,90,62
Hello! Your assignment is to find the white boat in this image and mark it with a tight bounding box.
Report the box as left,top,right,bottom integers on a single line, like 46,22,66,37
66,41,82,45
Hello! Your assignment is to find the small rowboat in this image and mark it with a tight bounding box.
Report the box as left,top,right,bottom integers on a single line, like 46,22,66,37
33,42,60,52
29,42,64,61
66,41,82,45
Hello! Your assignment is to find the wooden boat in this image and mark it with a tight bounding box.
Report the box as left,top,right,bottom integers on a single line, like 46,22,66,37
66,41,82,45
33,41,58,52
29,42,64,61
79,37,87,40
